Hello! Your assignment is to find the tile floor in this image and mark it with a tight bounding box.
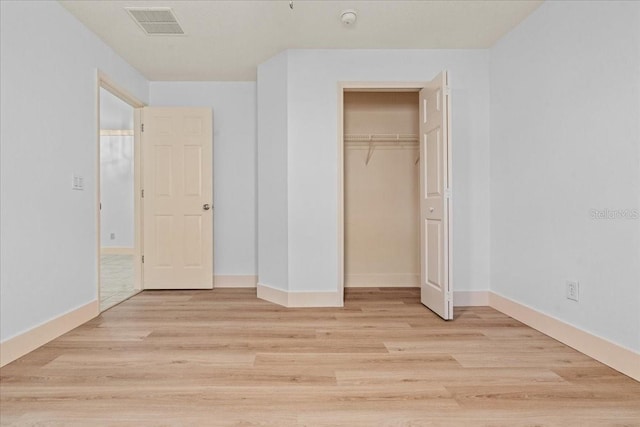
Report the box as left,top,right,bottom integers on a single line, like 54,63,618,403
100,254,136,311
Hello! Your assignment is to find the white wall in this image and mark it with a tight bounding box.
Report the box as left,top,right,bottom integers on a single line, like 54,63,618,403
100,88,134,248
257,49,491,294
100,87,134,130
490,1,640,351
256,52,290,290
100,135,134,248
0,0,148,342
149,82,257,276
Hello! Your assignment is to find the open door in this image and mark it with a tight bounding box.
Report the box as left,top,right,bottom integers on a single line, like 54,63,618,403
141,107,213,289
419,72,453,319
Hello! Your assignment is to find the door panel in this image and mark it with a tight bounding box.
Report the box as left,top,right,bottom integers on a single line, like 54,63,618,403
184,146,202,196
426,220,442,290
425,128,441,196
154,145,173,196
184,215,203,267
142,107,213,289
155,215,174,267
420,72,452,319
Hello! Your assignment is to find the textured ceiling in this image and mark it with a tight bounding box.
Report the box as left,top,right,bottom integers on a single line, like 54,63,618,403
60,0,543,81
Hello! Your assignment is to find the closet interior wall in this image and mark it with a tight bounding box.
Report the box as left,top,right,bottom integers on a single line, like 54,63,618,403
344,91,420,287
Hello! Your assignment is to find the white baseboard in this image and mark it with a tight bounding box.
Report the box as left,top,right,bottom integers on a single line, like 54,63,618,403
101,247,134,255
214,275,257,288
489,292,640,382
0,300,99,367
288,290,343,307
345,273,419,288
454,290,490,306
256,283,289,306
257,283,343,308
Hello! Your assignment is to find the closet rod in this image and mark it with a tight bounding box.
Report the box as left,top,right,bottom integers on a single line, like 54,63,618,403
344,133,418,143
342,134,420,166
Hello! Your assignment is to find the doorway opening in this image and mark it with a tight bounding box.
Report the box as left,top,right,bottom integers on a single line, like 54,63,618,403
343,91,420,289
97,74,144,311
338,75,453,319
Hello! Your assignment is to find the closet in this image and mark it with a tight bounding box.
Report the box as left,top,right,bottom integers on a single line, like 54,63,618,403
343,91,420,288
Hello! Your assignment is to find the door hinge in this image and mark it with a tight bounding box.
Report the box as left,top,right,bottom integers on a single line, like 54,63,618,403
141,123,144,132
444,188,452,199
141,189,144,198
142,255,144,263
443,86,451,96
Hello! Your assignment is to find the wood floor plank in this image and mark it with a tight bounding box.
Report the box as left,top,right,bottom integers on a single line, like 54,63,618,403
446,384,640,409
1,287,639,426
335,367,568,387
254,352,462,370
384,338,571,353
451,351,603,368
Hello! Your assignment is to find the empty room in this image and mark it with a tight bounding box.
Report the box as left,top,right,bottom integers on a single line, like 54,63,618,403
1,0,639,425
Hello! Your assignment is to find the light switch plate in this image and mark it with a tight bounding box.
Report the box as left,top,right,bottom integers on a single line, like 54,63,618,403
72,174,84,191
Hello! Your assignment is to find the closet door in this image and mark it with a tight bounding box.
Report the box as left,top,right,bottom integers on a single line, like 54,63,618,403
419,71,453,320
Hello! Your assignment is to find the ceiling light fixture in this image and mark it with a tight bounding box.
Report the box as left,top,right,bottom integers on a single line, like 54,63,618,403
340,9,357,26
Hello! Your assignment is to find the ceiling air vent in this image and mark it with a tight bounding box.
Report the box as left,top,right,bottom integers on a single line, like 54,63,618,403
126,7,184,35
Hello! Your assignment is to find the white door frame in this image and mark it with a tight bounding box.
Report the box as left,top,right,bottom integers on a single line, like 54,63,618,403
96,71,145,311
337,80,451,303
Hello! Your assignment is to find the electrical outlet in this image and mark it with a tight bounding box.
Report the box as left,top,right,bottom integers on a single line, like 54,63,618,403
110,233,116,240
566,280,579,302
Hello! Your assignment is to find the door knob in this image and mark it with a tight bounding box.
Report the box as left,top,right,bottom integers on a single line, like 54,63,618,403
429,207,434,212
203,204,211,211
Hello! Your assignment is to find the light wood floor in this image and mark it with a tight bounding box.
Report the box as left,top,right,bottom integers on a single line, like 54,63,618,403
1,288,639,426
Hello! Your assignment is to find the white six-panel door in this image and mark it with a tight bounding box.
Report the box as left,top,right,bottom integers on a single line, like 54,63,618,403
419,72,453,319
142,107,213,289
